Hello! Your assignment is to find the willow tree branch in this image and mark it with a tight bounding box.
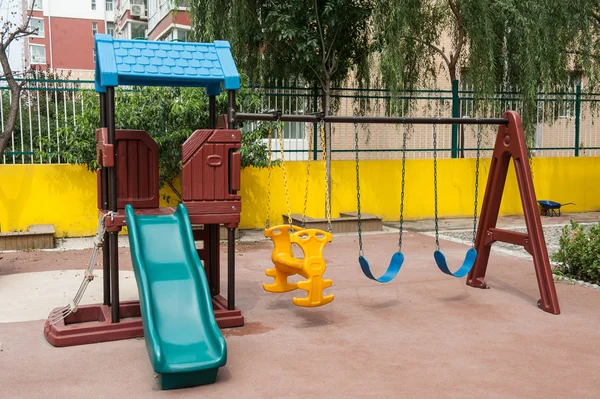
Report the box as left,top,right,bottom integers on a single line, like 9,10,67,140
567,49,600,60
399,35,451,68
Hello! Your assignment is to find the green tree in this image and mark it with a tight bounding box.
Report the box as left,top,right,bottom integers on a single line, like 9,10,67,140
184,0,373,208
574,4,600,74
0,0,39,160
185,0,372,109
373,0,599,142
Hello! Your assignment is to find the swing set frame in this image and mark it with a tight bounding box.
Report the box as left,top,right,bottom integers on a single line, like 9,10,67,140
232,109,560,315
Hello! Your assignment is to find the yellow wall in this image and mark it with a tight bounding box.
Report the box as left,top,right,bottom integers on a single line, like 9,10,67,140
1,157,599,237
240,157,600,228
0,165,177,237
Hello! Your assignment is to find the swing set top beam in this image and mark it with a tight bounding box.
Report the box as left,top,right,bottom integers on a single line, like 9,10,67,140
233,112,509,125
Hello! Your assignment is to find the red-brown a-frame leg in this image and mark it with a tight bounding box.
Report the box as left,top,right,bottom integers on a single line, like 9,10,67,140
466,111,560,315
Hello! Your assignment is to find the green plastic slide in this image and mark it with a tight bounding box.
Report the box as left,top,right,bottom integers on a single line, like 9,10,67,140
125,204,227,390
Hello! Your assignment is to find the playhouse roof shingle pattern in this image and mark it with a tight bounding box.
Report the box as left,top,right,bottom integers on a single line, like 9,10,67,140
113,41,224,78
94,34,240,93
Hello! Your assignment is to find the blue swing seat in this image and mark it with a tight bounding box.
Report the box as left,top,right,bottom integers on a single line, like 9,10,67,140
359,252,405,283
433,247,477,278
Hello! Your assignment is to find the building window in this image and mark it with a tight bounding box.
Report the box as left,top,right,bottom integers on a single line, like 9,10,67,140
91,0,96,10
106,0,113,11
176,28,188,42
93,48,97,63
159,28,174,42
28,0,42,10
29,44,46,64
92,22,98,35
131,23,146,39
29,18,44,38
107,22,114,36
160,28,190,42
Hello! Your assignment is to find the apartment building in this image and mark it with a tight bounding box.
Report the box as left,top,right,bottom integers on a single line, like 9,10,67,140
113,1,192,42
146,0,191,41
0,1,25,73
114,0,148,40
19,0,192,77
23,0,115,76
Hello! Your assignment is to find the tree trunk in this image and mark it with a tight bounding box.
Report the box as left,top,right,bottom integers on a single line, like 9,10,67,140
0,9,37,162
449,66,457,82
0,47,22,162
0,87,20,161
321,75,332,219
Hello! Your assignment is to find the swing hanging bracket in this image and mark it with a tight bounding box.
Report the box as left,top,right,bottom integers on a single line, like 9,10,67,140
271,110,283,120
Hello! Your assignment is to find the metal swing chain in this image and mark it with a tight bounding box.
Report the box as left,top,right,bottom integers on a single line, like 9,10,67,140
354,123,363,255
433,124,440,250
265,126,273,229
398,125,408,252
320,120,332,232
301,123,312,228
277,121,293,226
472,123,483,246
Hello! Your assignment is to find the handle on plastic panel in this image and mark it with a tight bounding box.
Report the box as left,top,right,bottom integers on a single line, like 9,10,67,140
207,155,222,167
293,229,332,244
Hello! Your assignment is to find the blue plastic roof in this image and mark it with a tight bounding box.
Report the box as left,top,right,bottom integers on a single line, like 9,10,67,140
94,34,240,94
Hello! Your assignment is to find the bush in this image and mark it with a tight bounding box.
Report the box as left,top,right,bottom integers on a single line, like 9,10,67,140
551,220,600,284
238,122,283,168
40,76,274,200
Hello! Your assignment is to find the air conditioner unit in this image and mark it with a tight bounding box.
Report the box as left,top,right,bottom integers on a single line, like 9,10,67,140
130,4,145,18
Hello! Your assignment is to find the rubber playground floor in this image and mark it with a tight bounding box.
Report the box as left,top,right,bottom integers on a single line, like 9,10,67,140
1,223,600,398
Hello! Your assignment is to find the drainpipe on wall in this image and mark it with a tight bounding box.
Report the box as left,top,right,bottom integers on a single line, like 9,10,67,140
47,0,53,68
22,0,28,69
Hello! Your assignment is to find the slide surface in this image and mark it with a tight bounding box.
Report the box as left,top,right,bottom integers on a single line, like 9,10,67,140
125,204,227,390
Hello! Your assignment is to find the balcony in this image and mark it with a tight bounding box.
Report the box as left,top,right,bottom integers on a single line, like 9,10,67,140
117,0,148,22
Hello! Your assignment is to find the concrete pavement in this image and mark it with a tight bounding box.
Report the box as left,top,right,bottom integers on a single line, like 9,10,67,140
1,229,599,398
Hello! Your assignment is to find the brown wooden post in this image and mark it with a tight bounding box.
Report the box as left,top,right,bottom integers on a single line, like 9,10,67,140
467,111,560,315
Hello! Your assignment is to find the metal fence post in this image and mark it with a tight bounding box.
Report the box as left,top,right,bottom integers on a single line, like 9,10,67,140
451,80,459,158
574,84,581,156
313,83,318,160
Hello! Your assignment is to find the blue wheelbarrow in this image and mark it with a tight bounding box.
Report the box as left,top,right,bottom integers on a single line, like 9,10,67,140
537,200,575,217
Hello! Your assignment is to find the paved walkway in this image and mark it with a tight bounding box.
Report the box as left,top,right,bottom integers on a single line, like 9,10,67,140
1,226,599,398
0,270,138,323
